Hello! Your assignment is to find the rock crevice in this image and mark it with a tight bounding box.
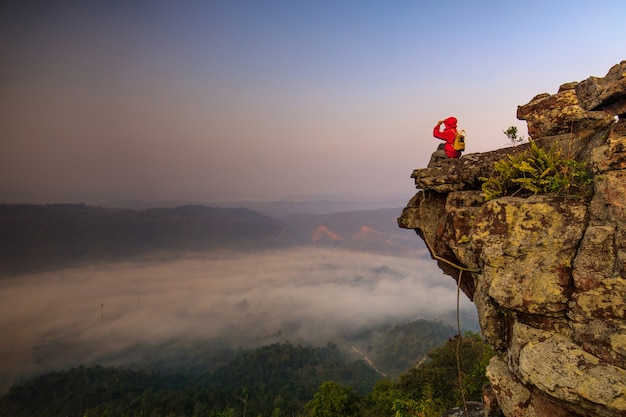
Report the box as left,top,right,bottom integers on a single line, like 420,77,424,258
398,61,626,417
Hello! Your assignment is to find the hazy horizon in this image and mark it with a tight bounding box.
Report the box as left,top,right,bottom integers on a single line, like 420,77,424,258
0,191,413,210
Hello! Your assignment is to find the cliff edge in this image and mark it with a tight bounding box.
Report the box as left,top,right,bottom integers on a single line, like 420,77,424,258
398,61,626,417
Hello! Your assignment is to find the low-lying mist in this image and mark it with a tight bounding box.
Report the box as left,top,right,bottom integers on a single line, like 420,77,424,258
0,247,476,390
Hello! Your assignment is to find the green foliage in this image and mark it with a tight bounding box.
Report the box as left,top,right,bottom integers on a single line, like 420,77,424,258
361,333,493,417
303,381,361,417
0,343,379,417
503,125,526,145
461,332,496,400
392,397,442,417
362,379,402,417
480,139,593,201
393,333,493,411
0,330,495,417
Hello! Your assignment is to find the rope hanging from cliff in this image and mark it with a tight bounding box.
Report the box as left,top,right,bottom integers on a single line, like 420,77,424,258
456,269,470,417
414,173,477,416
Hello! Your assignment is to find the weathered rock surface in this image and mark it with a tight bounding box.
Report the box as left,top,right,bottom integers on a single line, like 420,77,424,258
399,61,626,417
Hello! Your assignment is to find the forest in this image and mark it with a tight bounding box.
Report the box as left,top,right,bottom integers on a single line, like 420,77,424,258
0,204,293,276
0,328,493,417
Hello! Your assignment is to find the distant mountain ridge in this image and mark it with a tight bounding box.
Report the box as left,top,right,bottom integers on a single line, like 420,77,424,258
0,203,293,276
279,207,423,256
103,194,409,216
0,203,425,276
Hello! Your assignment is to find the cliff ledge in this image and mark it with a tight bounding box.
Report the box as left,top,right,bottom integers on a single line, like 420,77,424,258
398,61,626,417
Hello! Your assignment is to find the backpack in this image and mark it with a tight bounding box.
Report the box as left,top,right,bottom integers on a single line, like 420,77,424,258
453,129,466,152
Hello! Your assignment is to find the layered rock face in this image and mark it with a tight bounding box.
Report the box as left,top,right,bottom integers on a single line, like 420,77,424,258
398,61,626,417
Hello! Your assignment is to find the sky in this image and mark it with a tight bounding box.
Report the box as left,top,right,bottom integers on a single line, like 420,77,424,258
1,1,625,204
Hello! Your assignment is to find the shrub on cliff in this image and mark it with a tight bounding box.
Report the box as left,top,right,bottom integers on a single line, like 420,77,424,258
503,125,527,146
480,139,593,201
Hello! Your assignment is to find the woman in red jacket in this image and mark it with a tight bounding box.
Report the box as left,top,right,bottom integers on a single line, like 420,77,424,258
428,116,461,167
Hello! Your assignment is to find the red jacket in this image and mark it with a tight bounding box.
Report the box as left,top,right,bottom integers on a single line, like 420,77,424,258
433,117,461,158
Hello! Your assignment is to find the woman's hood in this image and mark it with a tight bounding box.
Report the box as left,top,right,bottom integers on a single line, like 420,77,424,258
443,117,457,128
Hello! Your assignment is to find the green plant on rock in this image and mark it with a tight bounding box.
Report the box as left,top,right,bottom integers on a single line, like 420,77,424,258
480,139,593,201
503,125,527,146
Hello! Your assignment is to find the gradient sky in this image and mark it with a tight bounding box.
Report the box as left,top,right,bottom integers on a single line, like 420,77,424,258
1,1,625,204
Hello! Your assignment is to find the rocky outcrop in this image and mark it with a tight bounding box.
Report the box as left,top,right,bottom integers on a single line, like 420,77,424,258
398,61,626,417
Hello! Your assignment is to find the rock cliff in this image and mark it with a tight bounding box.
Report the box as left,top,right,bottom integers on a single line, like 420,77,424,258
398,61,626,417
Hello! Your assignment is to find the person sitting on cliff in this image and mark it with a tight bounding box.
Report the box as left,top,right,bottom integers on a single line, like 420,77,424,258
428,116,462,167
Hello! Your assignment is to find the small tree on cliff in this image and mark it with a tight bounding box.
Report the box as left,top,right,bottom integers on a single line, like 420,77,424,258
504,126,526,146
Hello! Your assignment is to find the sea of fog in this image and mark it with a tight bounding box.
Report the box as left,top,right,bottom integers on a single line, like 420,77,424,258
0,247,477,391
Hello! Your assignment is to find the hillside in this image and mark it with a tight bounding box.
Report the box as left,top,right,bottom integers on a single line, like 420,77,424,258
0,343,379,417
341,319,460,378
0,203,424,277
0,321,491,417
0,204,294,276
279,207,424,256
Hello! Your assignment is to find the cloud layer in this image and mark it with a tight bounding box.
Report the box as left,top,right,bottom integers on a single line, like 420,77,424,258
0,248,476,388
